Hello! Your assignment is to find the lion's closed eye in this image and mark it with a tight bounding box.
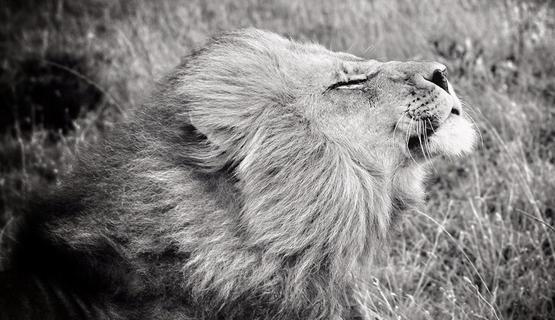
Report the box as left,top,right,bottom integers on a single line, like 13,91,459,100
326,74,368,91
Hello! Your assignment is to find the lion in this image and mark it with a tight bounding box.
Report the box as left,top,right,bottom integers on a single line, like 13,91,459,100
0,29,475,319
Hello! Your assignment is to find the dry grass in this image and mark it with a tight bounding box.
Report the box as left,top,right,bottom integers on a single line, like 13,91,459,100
0,0,553,319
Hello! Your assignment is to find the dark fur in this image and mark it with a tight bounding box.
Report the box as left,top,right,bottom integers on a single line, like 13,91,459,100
0,29,436,319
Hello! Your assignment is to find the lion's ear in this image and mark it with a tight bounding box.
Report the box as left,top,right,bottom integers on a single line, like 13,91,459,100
186,111,231,147
180,122,237,173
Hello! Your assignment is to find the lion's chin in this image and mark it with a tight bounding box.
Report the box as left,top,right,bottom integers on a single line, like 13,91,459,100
426,115,477,157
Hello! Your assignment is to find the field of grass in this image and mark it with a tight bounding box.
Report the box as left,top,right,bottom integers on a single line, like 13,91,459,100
1,0,553,319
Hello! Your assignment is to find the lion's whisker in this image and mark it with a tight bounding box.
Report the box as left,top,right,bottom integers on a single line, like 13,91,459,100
423,121,440,174
422,120,432,162
392,112,406,140
425,118,436,161
406,120,418,165
416,121,428,163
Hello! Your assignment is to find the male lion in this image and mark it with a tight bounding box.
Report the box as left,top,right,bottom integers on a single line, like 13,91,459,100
0,29,475,319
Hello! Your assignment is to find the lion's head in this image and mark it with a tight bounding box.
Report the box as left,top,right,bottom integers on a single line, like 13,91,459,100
173,28,475,229
177,29,475,171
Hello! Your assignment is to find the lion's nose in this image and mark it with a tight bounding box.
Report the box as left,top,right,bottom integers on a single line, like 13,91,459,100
424,68,449,94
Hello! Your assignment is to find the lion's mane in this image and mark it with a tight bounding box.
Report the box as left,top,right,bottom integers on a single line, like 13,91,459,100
2,29,426,320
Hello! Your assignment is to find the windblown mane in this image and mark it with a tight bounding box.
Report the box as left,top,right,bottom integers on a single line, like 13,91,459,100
3,29,426,319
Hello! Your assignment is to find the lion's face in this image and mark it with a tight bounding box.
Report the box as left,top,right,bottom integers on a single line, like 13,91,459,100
183,29,475,174
293,55,476,169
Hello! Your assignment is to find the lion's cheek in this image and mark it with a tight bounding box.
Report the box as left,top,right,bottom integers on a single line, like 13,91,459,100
427,115,476,157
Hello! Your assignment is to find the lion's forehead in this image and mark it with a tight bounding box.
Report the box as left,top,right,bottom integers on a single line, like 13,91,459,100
201,30,377,87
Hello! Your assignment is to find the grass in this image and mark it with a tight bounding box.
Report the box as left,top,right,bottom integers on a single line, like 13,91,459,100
0,0,553,319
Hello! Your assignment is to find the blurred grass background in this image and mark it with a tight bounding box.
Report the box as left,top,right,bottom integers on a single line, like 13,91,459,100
0,0,553,319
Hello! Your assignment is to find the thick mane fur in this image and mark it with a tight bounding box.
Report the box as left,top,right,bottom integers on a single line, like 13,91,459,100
2,29,427,320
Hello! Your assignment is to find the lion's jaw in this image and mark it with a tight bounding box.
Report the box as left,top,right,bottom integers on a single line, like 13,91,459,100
417,82,476,158
425,109,476,157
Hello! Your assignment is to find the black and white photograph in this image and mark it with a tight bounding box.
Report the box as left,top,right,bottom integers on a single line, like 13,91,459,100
0,1,553,319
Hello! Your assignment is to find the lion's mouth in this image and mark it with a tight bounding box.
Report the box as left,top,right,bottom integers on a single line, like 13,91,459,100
407,133,431,150
405,108,475,158
406,119,439,150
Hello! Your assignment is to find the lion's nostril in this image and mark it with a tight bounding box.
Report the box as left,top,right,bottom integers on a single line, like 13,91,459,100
450,107,460,116
428,69,449,94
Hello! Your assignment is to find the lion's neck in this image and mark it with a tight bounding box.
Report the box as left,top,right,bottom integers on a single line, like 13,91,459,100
236,137,404,284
